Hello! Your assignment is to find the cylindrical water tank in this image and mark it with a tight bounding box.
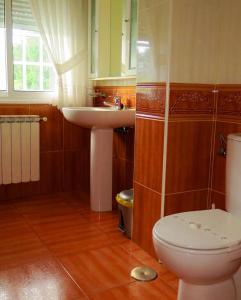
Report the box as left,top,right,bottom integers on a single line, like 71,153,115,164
226,133,241,217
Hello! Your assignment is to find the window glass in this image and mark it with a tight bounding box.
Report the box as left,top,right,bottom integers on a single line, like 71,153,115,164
13,64,23,89
13,35,23,61
26,36,40,62
12,0,56,91
0,0,7,90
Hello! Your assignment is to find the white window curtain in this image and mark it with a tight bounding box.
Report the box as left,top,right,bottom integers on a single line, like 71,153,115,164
29,0,88,108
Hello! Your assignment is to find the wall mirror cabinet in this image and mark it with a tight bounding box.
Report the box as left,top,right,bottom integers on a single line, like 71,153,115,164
88,0,137,79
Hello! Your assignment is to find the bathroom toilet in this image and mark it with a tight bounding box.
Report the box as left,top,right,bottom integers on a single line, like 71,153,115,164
153,133,241,300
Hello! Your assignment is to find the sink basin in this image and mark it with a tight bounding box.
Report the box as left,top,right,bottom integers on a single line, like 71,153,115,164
62,106,136,212
62,107,135,129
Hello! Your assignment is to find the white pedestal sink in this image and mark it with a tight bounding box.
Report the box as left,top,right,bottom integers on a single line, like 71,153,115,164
62,107,135,211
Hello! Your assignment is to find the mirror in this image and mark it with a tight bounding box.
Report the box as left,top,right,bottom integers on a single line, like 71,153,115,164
89,0,137,79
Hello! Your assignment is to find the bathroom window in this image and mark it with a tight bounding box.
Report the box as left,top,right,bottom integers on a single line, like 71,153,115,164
0,0,56,100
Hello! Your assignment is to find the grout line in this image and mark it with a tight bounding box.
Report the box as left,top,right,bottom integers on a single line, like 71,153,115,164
134,180,162,196
165,188,208,196
57,260,90,300
135,115,165,122
216,119,241,125
168,118,214,123
211,189,225,196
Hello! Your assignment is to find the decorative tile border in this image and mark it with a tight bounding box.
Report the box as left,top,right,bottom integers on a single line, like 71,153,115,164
169,83,215,116
93,83,241,119
217,85,241,118
136,83,166,117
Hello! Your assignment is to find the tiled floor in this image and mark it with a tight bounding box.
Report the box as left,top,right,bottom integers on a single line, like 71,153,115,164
0,193,178,299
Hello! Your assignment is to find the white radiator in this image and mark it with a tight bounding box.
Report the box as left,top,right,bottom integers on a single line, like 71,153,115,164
0,115,43,185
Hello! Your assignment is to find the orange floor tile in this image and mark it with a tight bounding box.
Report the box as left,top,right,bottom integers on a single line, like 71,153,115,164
0,193,178,299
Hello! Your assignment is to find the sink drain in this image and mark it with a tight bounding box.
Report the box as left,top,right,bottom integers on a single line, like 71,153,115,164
130,266,157,281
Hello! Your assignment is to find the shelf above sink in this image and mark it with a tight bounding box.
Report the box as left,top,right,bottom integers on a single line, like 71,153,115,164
62,107,135,129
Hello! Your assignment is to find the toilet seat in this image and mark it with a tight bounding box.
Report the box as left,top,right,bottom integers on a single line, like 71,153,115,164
153,209,241,252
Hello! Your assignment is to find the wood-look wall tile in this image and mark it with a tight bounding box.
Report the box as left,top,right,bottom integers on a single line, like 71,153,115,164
164,190,208,216
30,104,63,152
212,121,241,194
5,184,23,200
113,133,119,159
210,190,225,210
113,129,135,161
63,118,73,151
21,182,41,198
64,119,91,152
71,125,90,151
112,158,134,208
115,133,127,160
112,159,118,209
40,151,63,194
63,150,90,193
0,104,30,115
166,121,212,193
133,182,161,257
0,186,6,201
134,117,164,193
125,128,135,161
112,158,126,198
126,161,134,188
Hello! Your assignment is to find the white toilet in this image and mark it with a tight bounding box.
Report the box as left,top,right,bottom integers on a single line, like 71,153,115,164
153,133,241,300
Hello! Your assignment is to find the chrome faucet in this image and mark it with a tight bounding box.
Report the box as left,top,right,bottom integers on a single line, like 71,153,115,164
104,96,123,110
113,96,122,110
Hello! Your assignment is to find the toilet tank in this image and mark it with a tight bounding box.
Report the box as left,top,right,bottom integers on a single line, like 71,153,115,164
226,133,241,217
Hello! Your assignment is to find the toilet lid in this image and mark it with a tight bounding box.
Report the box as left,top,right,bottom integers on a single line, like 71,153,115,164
153,209,241,250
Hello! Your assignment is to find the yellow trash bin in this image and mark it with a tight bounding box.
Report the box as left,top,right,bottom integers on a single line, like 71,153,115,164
116,188,133,239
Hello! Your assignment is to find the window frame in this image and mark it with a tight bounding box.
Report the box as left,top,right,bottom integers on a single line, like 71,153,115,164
0,0,56,103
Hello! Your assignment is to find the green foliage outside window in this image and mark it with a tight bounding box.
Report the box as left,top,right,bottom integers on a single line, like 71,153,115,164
14,64,23,89
13,40,22,60
26,65,40,90
26,37,40,62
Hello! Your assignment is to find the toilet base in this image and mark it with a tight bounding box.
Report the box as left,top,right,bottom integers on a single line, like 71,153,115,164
178,278,236,300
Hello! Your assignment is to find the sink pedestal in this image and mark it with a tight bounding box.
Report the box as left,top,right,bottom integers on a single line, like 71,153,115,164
62,106,135,212
90,128,113,211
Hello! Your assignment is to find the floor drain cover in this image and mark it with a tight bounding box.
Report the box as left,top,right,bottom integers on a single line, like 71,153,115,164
130,266,157,281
